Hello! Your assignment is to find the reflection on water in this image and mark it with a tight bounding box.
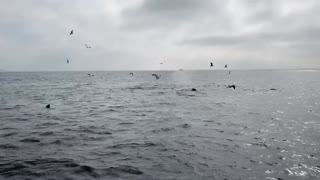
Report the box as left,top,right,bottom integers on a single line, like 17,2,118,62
0,70,319,179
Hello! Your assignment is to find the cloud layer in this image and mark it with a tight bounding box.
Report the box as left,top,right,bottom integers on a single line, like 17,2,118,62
0,0,319,71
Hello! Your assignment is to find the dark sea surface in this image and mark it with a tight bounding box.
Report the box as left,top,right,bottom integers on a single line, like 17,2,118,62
0,70,319,180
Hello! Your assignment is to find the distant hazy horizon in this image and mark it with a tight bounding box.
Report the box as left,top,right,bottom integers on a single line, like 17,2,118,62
1,68,320,73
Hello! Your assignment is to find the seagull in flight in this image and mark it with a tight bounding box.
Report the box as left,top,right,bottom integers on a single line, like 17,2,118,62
84,44,91,48
70,30,73,35
227,85,236,90
152,74,160,80
210,62,214,67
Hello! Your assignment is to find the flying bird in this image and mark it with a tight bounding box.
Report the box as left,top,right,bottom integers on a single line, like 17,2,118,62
210,62,214,67
70,30,73,35
67,59,70,64
225,64,228,68
152,74,160,80
84,44,91,48
226,85,236,90
45,104,50,109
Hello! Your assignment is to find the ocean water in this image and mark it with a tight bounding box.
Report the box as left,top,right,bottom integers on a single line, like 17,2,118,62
0,70,319,180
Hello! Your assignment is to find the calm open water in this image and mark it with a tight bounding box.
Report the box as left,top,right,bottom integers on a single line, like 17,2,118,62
0,70,319,180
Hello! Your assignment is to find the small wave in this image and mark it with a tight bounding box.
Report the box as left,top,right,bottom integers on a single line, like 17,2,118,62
250,141,270,148
64,126,112,135
20,138,41,143
0,105,26,111
14,117,29,121
158,102,176,106
0,144,19,149
128,85,158,91
127,84,174,91
0,158,144,179
50,140,63,145
36,122,60,127
0,132,18,137
39,131,55,136
106,165,143,175
152,127,175,133
110,142,158,149
285,163,320,178
0,158,75,178
176,90,197,97
108,105,125,109
96,131,112,135
118,122,135,125
0,107,13,110
215,129,224,133
0,127,18,130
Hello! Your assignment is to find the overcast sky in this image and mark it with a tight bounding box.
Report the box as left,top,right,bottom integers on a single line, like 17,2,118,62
0,0,319,71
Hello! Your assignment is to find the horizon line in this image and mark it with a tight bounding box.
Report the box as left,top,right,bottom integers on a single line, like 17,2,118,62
1,68,320,73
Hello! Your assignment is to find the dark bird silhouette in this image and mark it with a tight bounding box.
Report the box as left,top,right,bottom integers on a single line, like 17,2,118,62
210,62,214,67
152,74,160,80
225,64,228,68
130,73,134,76
191,88,197,91
67,59,70,64
84,44,91,48
70,30,73,35
226,85,236,90
45,104,50,109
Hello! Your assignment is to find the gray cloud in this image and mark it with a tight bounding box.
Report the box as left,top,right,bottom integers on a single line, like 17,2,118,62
121,0,229,30
180,26,320,47
0,0,319,71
